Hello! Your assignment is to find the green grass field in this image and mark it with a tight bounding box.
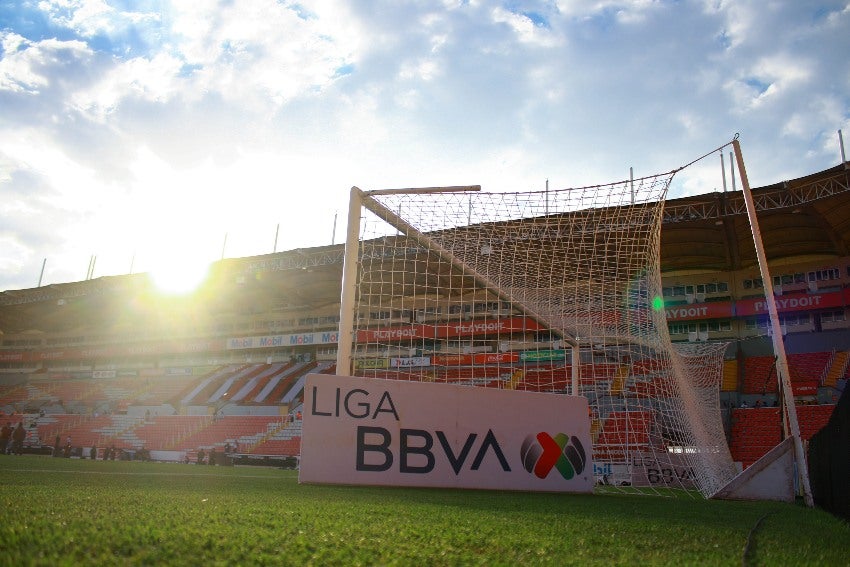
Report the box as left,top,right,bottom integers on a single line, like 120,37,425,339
1,456,847,566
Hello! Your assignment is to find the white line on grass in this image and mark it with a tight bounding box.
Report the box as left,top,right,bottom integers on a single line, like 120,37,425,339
4,468,297,480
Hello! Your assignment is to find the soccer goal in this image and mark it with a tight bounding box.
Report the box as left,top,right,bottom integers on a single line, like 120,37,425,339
335,172,739,497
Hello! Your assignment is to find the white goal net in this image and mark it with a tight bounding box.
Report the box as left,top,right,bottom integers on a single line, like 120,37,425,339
336,175,738,497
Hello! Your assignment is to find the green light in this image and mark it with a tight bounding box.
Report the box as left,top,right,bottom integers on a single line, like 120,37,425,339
652,296,664,311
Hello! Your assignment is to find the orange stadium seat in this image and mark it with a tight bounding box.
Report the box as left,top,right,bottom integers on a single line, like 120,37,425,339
730,407,782,468
594,410,654,461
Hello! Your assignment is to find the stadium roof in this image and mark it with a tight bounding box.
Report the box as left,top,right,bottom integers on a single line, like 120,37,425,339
1,163,848,335
660,163,850,273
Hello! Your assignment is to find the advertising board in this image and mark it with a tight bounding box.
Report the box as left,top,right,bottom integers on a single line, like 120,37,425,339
300,373,593,492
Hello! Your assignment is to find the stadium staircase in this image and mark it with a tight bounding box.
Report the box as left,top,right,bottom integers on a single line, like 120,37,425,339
179,365,242,405
590,412,602,443
196,365,253,404
721,359,738,392
609,365,630,396
254,361,313,403
171,415,286,452
249,418,302,456
281,362,334,406
205,365,271,404
229,363,287,402
823,350,850,388
146,416,211,451
507,369,524,389
93,414,145,449
30,413,141,451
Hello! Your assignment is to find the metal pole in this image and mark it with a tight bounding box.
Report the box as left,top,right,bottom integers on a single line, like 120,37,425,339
571,344,580,396
839,129,846,163
729,152,736,191
221,233,228,260
630,167,635,205
274,224,279,253
733,138,814,507
336,187,363,376
720,153,727,192
38,258,46,287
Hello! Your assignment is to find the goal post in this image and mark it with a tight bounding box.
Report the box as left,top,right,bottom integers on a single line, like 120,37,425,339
732,139,814,507
336,174,739,497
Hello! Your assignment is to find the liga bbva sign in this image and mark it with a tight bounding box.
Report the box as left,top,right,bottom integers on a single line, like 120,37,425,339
299,373,593,493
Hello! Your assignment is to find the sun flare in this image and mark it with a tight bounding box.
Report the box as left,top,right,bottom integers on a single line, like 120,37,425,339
148,256,212,296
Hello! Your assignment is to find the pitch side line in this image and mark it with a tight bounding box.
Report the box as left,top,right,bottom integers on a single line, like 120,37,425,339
2,468,296,480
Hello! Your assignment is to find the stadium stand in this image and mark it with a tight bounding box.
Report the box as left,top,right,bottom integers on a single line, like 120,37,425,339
258,361,315,403
248,418,302,456
172,415,288,452
742,352,831,396
729,408,783,468
229,363,287,402
730,404,836,468
594,410,655,461
124,415,207,451
0,160,848,475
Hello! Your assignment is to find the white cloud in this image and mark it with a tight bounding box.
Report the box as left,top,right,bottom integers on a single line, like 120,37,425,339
70,52,185,118
38,0,160,38
38,0,117,36
0,127,104,212
491,7,560,47
164,0,357,108
708,0,760,50
0,0,848,291
0,33,93,94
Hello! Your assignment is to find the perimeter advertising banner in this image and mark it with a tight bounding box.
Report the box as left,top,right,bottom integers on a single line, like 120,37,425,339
299,373,593,493
629,452,698,489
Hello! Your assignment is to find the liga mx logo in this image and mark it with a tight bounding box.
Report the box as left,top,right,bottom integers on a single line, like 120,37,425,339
521,432,587,480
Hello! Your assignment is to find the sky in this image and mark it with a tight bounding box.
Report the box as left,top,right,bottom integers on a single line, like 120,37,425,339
1,1,848,294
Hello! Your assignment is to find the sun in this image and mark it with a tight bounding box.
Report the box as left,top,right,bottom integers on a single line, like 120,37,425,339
148,256,212,296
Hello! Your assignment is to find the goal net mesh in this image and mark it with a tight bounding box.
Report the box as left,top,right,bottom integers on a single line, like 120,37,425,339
342,175,737,497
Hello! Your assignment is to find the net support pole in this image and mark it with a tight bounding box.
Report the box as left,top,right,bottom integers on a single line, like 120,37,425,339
732,139,814,507
336,186,364,376
571,344,580,396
